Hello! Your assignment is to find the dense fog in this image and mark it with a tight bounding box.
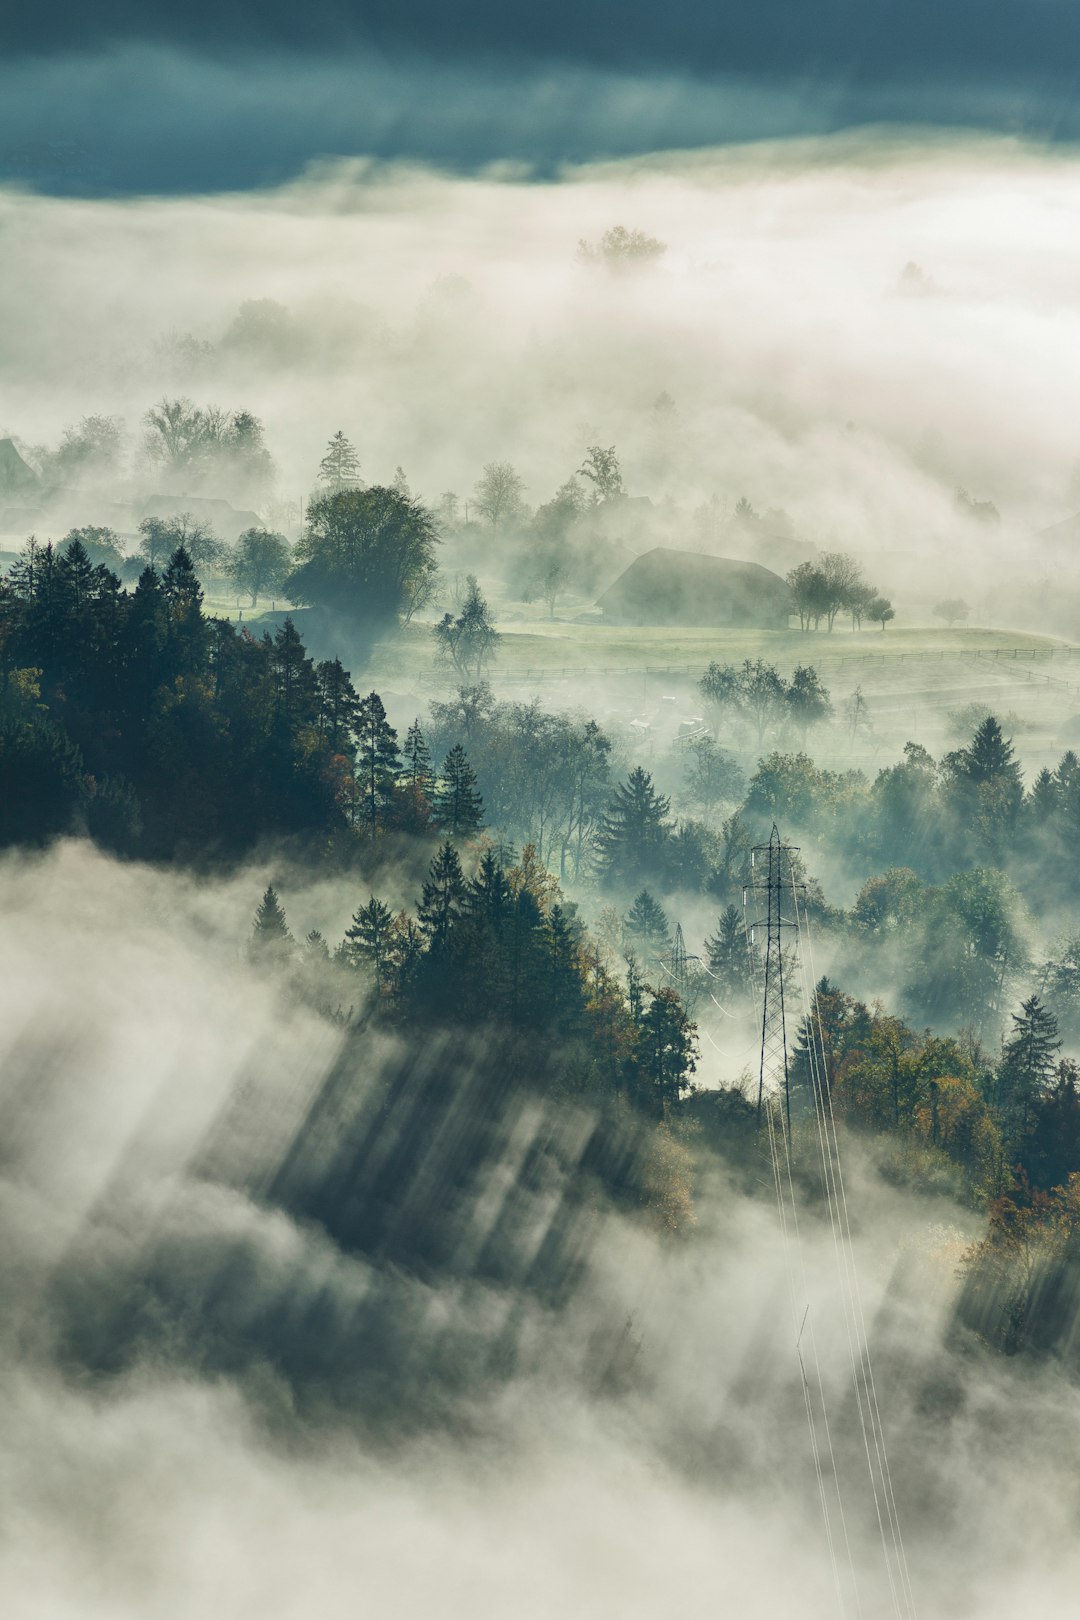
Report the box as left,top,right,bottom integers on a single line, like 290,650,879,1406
7,116,1080,1620
4,133,1080,569
4,843,1080,1620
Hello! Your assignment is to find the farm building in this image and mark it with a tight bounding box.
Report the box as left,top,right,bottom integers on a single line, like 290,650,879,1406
596,547,792,628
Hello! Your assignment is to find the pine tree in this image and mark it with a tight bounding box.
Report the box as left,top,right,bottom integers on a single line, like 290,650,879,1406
546,903,585,1030
418,840,466,947
57,538,95,614
998,994,1061,1142
318,431,362,491
434,743,484,837
705,904,755,1003
638,988,698,1114
250,885,294,969
963,716,1022,789
403,718,433,792
343,895,396,988
355,691,400,833
625,888,672,962
467,848,513,928
271,618,319,733
595,766,671,889
315,658,360,753
161,544,206,671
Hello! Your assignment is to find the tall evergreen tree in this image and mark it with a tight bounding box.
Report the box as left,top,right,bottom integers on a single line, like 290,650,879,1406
161,544,206,671
638,988,698,1114
595,766,671,889
997,993,1061,1143
318,430,362,490
625,889,672,961
435,743,484,837
271,618,319,734
418,841,466,948
403,717,433,792
315,658,360,753
355,691,400,833
250,885,294,969
704,903,756,1003
343,895,396,988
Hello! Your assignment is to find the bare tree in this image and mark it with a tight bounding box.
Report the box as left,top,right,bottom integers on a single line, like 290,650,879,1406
473,462,526,529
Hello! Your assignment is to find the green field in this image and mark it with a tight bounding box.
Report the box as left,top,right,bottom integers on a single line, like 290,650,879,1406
358,616,1080,685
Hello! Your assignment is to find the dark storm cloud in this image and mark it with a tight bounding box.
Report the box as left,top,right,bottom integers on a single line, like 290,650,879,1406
0,43,1078,198
3,0,1080,86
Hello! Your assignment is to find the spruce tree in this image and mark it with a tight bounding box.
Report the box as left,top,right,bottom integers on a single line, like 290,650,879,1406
435,743,484,837
57,538,95,614
344,895,396,987
315,658,360,753
418,840,466,947
318,430,362,491
271,618,319,734
355,691,400,833
638,988,698,1114
250,885,294,969
546,903,585,1031
705,904,755,1003
595,766,671,889
403,718,433,792
998,994,1061,1141
161,544,206,671
625,888,672,962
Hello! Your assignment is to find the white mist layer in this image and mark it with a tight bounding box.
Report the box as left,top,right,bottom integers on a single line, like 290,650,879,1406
3,133,1080,567
0,843,1079,1616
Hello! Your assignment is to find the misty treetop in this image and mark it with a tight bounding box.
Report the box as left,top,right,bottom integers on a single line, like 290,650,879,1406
285,484,439,636
252,837,698,1119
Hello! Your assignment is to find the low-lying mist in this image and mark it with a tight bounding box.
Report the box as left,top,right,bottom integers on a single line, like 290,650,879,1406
3,840,1080,1617
5,132,1080,583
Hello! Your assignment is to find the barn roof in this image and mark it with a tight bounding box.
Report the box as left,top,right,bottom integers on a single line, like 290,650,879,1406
596,547,791,627
0,439,40,492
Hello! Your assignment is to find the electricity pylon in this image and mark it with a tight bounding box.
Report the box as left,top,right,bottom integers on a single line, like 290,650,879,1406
746,825,803,1129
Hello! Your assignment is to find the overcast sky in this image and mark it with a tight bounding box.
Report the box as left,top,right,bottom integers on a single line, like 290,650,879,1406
2,1,1079,193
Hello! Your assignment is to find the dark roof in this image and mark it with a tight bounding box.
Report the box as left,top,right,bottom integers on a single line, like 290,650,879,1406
596,547,792,628
0,439,40,493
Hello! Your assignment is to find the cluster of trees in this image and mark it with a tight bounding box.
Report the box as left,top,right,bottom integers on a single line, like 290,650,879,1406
784,978,1078,1206
63,516,292,607
0,536,477,856
786,553,893,632
699,658,833,747
251,840,698,1119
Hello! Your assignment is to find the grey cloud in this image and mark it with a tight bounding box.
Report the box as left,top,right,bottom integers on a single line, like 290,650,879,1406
0,46,1077,196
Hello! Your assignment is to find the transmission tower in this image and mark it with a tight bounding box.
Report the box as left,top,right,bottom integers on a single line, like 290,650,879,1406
746,825,803,1129
666,922,700,1006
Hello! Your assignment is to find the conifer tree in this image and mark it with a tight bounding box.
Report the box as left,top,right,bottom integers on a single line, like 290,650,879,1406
546,903,585,1030
271,618,319,733
161,544,206,671
318,430,362,491
355,691,400,833
418,841,466,947
250,885,294,969
468,848,513,927
344,895,396,988
595,766,671,889
403,717,433,792
435,743,484,837
625,888,672,962
315,658,360,753
57,538,95,614
705,904,755,1003
998,993,1061,1141
638,987,698,1113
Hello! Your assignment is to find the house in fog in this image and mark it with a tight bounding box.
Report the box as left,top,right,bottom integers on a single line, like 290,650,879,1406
596,547,792,629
